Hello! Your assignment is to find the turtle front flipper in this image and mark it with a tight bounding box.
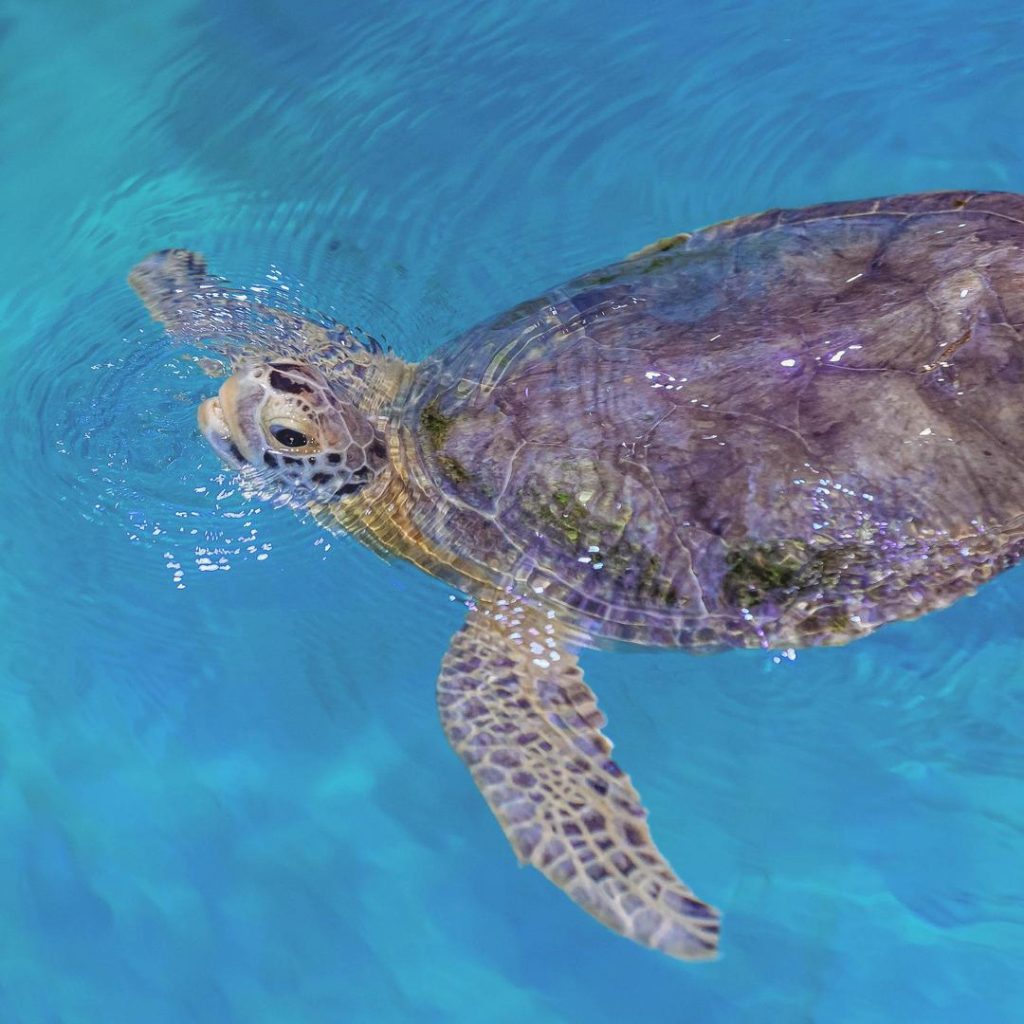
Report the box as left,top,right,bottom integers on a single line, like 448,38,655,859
129,249,218,332
437,597,720,961
128,249,335,352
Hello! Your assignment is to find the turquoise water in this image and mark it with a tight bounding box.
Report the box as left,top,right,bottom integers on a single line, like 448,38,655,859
3,0,1024,1020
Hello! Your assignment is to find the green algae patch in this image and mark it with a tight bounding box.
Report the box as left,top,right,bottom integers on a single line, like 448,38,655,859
630,232,691,258
532,489,592,546
420,399,476,488
436,455,471,484
605,544,679,605
524,486,679,605
798,606,852,638
724,539,859,610
640,255,672,274
420,398,454,448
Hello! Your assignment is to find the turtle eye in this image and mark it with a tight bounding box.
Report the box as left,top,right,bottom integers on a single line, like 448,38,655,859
269,422,309,448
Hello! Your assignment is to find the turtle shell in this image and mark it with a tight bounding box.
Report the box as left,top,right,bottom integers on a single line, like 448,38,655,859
402,191,1024,649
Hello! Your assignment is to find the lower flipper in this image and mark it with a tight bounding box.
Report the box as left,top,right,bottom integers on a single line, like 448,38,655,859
436,596,720,961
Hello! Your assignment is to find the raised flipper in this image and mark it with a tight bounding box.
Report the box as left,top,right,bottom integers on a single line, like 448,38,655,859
437,596,720,961
128,249,359,360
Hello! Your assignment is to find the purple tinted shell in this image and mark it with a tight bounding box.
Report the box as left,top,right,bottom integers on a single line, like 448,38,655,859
404,192,1024,649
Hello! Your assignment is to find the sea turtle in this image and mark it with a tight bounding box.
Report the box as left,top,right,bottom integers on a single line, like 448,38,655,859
130,190,1024,961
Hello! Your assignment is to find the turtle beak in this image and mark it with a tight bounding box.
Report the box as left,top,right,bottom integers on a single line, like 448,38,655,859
198,391,245,468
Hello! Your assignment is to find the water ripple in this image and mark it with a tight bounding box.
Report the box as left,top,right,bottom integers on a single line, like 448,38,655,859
2,1,1024,1014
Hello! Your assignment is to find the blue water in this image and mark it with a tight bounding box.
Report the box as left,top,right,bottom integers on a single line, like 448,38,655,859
3,0,1023,1020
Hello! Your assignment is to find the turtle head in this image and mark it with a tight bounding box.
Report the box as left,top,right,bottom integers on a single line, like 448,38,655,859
197,358,389,504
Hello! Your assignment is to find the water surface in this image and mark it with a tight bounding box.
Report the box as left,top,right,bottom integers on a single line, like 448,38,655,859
2,1,1023,1021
